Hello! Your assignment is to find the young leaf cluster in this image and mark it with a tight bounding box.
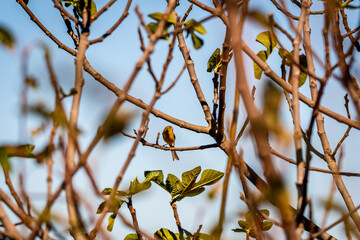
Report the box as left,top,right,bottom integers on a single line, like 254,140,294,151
253,31,308,87
125,227,213,240
0,25,15,50
147,12,207,49
253,31,278,80
97,167,223,234
145,166,224,203
278,48,308,87
96,177,151,232
59,0,97,18
207,48,222,73
232,209,273,239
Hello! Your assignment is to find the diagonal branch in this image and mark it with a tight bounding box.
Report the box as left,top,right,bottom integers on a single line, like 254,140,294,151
174,17,212,126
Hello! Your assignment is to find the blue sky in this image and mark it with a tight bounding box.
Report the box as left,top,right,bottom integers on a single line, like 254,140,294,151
1,0,360,239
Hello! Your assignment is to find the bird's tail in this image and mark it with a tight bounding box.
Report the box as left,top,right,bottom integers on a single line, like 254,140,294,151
171,150,179,161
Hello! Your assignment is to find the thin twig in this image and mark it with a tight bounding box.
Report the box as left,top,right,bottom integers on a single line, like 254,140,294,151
127,198,144,240
332,94,352,157
90,0,132,44
174,13,212,126
171,202,184,240
270,147,360,177
16,0,76,56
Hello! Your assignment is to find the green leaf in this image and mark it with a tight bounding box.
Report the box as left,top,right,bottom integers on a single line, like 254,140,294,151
299,54,308,69
259,209,270,218
193,169,224,188
176,187,205,201
207,48,221,72
147,22,171,41
284,53,307,88
190,32,204,50
23,0,29,4
262,221,273,231
180,166,201,194
278,48,292,66
0,148,10,172
166,174,182,195
96,201,107,214
58,0,77,5
253,50,269,79
154,228,179,240
147,22,158,33
171,181,185,198
184,19,207,34
124,233,140,240
129,177,151,195
96,198,124,214
107,213,116,232
61,0,97,19
101,188,127,197
0,25,15,50
238,220,251,229
87,0,97,17
256,31,277,53
183,229,193,238
145,170,168,192
101,188,114,195
262,81,282,133
299,71,307,87
299,54,308,88
197,233,214,240
148,12,176,24
248,10,270,26
51,103,68,127
144,170,164,184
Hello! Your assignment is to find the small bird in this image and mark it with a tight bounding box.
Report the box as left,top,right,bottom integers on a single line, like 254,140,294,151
162,126,179,161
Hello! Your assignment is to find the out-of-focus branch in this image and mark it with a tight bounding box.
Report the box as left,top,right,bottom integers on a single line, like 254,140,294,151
227,2,297,239
0,203,23,239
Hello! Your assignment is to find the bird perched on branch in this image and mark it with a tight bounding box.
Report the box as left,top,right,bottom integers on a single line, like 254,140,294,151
162,126,179,161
